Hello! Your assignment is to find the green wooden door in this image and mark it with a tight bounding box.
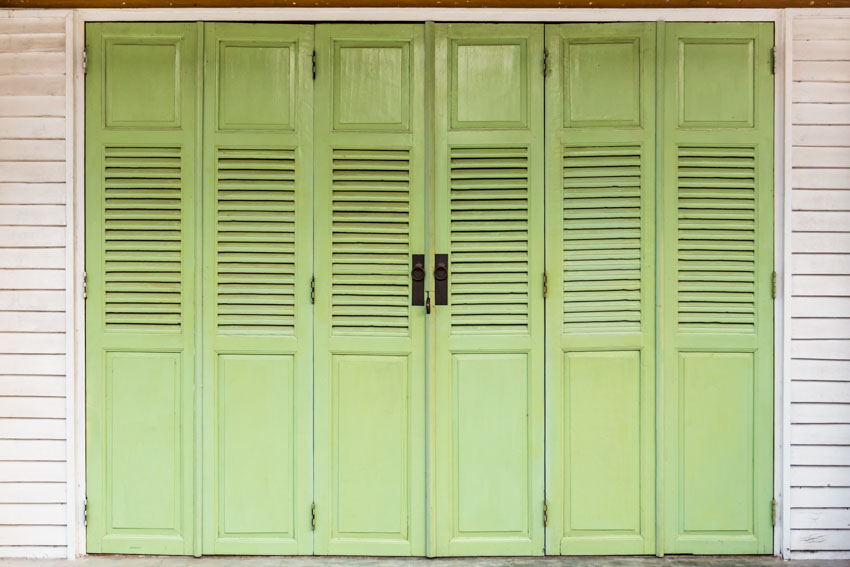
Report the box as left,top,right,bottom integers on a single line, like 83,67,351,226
200,23,314,555
85,22,201,555
659,22,774,554
312,23,427,556
432,23,546,556
544,22,657,556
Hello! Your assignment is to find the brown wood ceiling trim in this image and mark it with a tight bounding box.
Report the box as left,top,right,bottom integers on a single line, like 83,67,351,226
3,0,850,7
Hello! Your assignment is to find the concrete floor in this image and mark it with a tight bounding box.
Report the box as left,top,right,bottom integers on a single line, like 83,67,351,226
0,557,848,567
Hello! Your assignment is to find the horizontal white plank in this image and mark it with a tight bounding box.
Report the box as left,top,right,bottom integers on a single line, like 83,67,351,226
0,117,64,139
0,482,65,504
0,74,64,97
0,418,64,440
791,298,850,318
0,355,65,376
794,147,850,168
0,290,64,311
792,402,850,424
791,339,850,359
792,464,850,487
0,524,65,546
792,318,850,339
0,249,65,269
791,486,850,508
0,396,65,419
0,269,65,290
0,205,65,226
794,61,850,82
0,440,64,462
793,39,850,61
793,253,850,275
0,503,66,526
0,226,66,247
0,19,65,35
0,34,65,55
0,332,66,354
794,82,850,104
0,311,65,332
0,546,66,559
0,96,64,118
0,183,65,205
793,212,850,233
793,170,850,191
792,445,850,466
0,461,65,483
0,375,64,396
792,423,850,445
792,189,850,210
791,529,850,551
0,161,64,184
791,380,850,403
0,140,65,161
793,103,850,125
794,19,850,41
793,274,850,296
791,233,850,253
0,52,65,77
792,508,850,531
793,125,850,146
790,551,850,560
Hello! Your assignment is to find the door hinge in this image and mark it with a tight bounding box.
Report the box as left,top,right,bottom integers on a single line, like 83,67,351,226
770,46,776,75
83,498,88,526
311,502,316,531
310,276,315,304
82,46,88,75
312,51,317,80
542,273,548,299
771,497,777,526
543,500,549,527
772,271,777,300
82,271,87,300
542,48,550,77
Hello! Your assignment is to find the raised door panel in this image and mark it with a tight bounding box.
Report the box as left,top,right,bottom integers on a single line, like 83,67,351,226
660,22,774,555
313,24,426,556
85,22,200,555
201,23,314,556
544,23,656,556
433,23,545,557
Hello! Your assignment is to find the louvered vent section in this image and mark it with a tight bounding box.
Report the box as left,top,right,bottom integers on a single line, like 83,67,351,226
450,147,529,334
331,148,411,335
563,146,643,332
677,146,756,332
216,148,296,333
103,146,183,329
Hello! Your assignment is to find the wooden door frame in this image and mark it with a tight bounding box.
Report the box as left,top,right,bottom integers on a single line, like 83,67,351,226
62,6,832,558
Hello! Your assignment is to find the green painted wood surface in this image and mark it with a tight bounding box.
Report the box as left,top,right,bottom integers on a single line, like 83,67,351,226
659,22,775,555
312,24,427,556
544,22,657,556
200,23,315,555
85,22,202,555
432,23,546,557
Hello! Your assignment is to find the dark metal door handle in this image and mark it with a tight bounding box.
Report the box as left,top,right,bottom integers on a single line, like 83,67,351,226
411,254,425,306
434,253,448,306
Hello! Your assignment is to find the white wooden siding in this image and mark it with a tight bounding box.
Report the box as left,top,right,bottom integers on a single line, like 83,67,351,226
789,13,850,559
0,11,69,560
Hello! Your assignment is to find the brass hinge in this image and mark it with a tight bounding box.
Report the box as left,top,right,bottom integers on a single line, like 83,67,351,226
542,273,548,299
82,47,88,75
771,498,777,526
542,48,550,77
311,502,316,531
770,47,776,75
543,500,548,527
772,271,777,300
84,498,88,527
311,276,315,304
82,271,87,300
312,51,317,80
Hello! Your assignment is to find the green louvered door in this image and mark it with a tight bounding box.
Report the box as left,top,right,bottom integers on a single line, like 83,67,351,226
312,24,427,556
433,24,546,556
660,22,774,554
201,23,314,555
85,22,201,555
544,23,657,556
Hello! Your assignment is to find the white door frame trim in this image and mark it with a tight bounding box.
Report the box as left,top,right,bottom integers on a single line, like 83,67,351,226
66,7,795,559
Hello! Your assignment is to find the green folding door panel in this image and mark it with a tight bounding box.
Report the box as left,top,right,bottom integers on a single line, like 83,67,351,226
659,22,774,554
200,23,314,555
85,22,201,555
544,23,657,556
312,24,427,556
432,23,546,556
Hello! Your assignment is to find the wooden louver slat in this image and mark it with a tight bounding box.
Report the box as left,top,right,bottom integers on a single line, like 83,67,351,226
450,146,530,334
331,148,411,335
676,146,757,331
562,146,643,331
103,146,183,329
216,147,297,333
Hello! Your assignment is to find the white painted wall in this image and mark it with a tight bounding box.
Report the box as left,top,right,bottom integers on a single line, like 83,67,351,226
0,9,72,559
788,12,850,560
0,6,847,560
